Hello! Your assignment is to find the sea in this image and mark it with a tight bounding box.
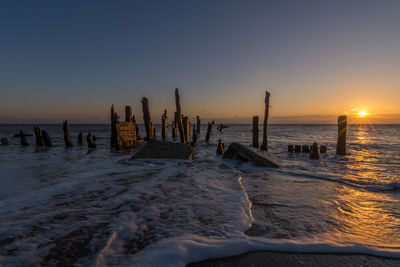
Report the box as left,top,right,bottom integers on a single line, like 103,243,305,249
0,124,399,266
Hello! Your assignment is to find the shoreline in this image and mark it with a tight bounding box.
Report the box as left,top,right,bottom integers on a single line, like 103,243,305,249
187,251,400,266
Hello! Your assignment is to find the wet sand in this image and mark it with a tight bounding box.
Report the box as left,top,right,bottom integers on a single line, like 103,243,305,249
188,251,400,266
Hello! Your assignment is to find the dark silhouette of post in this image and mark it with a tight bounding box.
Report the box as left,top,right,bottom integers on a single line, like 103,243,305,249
63,120,73,147
216,139,224,155
191,124,197,146
20,131,29,146
172,112,178,139
141,97,153,142
87,132,96,148
162,110,168,141
309,142,320,160
1,138,9,145
336,115,347,155
78,132,83,145
183,116,190,143
252,116,259,148
205,121,214,143
125,106,132,122
110,104,118,148
175,88,186,144
42,130,52,147
34,126,43,146
196,116,201,135
260,91,270,151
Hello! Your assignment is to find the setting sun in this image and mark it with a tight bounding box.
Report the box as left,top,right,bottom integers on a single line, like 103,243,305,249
358,110,368,117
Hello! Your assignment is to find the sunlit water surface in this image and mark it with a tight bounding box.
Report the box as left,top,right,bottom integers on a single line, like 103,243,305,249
0,124,399,266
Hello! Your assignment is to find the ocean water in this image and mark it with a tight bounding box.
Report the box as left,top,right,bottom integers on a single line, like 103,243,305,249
0,124,399,266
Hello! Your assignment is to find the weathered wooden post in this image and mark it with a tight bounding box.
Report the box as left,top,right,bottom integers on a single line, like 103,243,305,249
216,139,224,155
294,145,301,152
162,110,168,141
175,88,186,144
1,137,9,145
183,116,190,143
87,132,96,148
302,145,310,153
62,120,73,147
252,116,259,148
110,105,118,148
34,126,43,146
196,116,201,134
152,124,156,141
336,115,347,155
141,97,153,142
320,145,327,153
20,131,29,146
42,130,52,147
288,145,294,152
191,124,197,146
125,106,132,122
309,142,320,160
260,91,270,151
172,112,178,139
205,121,214,143
78,132,83,145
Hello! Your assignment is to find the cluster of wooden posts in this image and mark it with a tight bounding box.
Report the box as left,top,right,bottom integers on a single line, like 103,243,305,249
251,91,271,152
0,121,97,148
110,88,216,150
286,115,347,159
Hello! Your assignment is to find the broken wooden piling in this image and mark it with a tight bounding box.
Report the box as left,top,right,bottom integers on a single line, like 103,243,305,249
110,104,118,148
175,88,186,144
336,115,347,155
142,97,154,142
125,106,132,123
320,145,327,153
162,110,168,141
216,139,224,155
87,132,96,148
205,121,215,143
42,130,52,147
191,124,197,146
62,120,73,147
196,116,201,135
260,91,270,151
78,132,83,145
20,131,29,146
252,116,259,148
294,145,301,152
172,112,178,139
288,145,294,152
309,142,320,160
302,145,310,153
183,116,190,144
34,126,43,146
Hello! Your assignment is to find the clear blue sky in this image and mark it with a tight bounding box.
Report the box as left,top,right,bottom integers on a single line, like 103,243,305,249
1,0,400,123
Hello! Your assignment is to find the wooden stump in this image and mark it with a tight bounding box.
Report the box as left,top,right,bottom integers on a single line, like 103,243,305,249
191,124,197,146
152,124,156,141
294,145,301,152
20,131,29,146
196,116,201,134
302,145,310,153
141,97,154,142
162,110,168,141
205,121,215,143
1,137,9,145
78,132,83,145
320,145,327,153
260,91,270,151
110,105,118,149
42,130,52,147
62,120,73,147
183,116,190,144
336,115,347,155
252,116,259,148
87,132,96,148
175,88,186,144
34,126,43,146
216,139,224,155
309,142,320,160
288,145,294,152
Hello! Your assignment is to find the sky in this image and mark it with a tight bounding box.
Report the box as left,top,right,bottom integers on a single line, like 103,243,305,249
1,0,400,124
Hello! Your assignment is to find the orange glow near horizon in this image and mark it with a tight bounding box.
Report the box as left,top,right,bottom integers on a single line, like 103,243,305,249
358,110,368,118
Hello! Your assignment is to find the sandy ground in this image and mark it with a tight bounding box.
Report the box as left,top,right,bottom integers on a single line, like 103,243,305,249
187,251,400,267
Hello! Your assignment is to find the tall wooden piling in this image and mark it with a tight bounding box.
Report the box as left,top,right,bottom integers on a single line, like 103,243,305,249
252,116,259,148
172,112,178,139
260,91,270,151
20,131,29,146
183,116,190,144
125,106,132,123
42,130,52,147
141,97,154,142
62,120,73,147
192,124,197,146
175,88,186,144
196,116,201,134
110,105,118,148
205,121,215,143
34,126,43,146
162,110,168,141
336,115,347,155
